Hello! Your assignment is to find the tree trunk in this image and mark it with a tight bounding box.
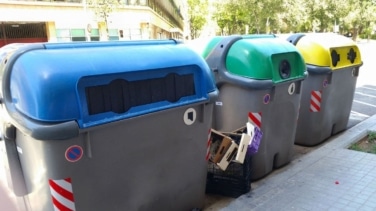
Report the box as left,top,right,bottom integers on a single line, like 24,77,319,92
352,28,358,41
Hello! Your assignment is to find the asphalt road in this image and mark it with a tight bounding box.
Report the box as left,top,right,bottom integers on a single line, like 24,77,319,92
348,40,376,128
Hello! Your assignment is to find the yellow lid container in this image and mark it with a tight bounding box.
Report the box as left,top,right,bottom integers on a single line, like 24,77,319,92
294,33,362,70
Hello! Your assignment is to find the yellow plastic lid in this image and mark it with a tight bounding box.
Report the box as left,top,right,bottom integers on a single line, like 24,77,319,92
295,33,362,70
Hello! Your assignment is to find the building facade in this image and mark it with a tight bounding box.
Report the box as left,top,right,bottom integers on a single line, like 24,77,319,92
0,0,186,47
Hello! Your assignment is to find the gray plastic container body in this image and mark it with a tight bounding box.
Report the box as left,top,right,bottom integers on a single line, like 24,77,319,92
0,41,218,211
295,66,359,146
213,80,302,180
11,102,213,211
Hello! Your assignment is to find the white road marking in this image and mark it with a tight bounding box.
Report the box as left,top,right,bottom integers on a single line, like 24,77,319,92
353,100,376,108
355,91,376,98
358,86,376,91
350,110,370,117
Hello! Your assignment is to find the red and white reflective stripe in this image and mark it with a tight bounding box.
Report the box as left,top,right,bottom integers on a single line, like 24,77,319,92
206,129,211,160
248,112,262,128
310,91,322,112
49,178,76,211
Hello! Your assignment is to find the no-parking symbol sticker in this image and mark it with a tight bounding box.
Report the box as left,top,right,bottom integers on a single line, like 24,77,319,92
323,79,329,88
65,145,83,162
263,94,271,104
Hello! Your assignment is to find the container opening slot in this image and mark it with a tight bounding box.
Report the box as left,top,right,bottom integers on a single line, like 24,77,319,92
85,73,196,115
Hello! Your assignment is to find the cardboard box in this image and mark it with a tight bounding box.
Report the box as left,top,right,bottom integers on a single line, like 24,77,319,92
217,140,238,171
208,129,233,163
234,133,251,164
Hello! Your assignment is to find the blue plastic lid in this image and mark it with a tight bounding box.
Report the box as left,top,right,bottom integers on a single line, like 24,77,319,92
3,40,216,128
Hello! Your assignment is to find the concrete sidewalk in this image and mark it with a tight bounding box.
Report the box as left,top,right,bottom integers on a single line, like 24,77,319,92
204,114,376,211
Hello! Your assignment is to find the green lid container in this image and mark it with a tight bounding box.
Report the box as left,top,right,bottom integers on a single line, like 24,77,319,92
201,34,276,59
203,35,307,88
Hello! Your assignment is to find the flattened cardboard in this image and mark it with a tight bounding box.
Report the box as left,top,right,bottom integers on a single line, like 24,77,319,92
234,133,251,164
246,122,256,142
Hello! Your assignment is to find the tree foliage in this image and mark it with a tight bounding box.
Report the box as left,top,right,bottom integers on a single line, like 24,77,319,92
213,0,284,35
343,0,376,39
86,0,121,29
212,0,376,39
188,0,209,39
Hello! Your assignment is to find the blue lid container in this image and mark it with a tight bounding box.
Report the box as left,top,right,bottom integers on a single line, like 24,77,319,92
1,40,217,131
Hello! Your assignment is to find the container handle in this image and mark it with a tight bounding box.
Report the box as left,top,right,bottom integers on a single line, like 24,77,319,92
286,33,306,46
305,64,332,75
205,35,274,90
43,39,180,49
2,123,29,196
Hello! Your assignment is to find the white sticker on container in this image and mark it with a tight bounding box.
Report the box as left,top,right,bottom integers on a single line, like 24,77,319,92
288,83,295,95
184,108,196,125
17,146,23,154
215,101,223,106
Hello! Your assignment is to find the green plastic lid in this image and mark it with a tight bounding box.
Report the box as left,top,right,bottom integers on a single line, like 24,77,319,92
201,34,276,59
204,35,306,84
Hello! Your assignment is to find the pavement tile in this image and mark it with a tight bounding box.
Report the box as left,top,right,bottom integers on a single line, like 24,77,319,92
358,192,373,201
292,202,313,211
282,202,310,211
328,208,343,211
352,195,368,205
360,190,376,199
364,199,376,208
341,207,359,211
335,198,350,207
314,202,331,210
358,205,376,211
351,186,365,194
342,193,358,201
346,201,364,210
